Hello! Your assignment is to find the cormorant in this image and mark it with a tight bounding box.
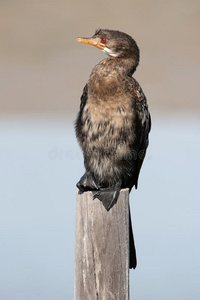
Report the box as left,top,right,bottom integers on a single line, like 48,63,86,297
75,29,151,269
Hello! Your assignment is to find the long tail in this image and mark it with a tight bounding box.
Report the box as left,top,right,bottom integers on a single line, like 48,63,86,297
129,208,137,269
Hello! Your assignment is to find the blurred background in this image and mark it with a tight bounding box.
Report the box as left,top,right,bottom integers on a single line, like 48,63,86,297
0,0,200,299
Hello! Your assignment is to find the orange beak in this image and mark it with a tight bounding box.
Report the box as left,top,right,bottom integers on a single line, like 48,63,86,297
76,37,105,50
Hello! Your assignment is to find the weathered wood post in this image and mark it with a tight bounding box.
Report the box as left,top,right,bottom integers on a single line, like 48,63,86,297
74,188,130,300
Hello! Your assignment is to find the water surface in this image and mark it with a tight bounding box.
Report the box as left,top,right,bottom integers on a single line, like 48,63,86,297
0,114,199,300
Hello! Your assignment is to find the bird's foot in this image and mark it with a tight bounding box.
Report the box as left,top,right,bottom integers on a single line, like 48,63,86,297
76,172,99,193
92,182,121,211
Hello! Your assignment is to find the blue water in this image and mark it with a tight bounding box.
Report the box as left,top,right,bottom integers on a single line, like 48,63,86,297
0,114,199,300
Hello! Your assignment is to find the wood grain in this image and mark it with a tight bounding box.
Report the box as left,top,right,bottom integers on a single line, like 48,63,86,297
74,189,130,300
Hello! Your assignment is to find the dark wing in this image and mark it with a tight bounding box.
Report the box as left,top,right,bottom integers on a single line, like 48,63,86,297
75,84,88,140
79,84,88,112
132,83,151,189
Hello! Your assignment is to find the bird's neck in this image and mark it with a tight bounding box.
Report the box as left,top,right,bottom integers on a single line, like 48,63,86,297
91,57,138,78
88,57,137,100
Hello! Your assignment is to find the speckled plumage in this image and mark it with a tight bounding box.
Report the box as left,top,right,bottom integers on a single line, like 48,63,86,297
75,29,151,269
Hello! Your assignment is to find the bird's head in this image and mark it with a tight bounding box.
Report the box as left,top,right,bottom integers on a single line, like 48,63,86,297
77,29,140,68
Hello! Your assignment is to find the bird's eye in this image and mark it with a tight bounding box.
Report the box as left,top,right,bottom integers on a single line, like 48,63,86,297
101,38,106,44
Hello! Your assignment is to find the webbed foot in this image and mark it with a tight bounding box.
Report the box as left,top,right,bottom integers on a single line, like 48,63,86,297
92,182,121,211
77,172,99,192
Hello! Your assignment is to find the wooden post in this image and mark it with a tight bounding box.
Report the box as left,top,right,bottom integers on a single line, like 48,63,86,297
74,188,130,300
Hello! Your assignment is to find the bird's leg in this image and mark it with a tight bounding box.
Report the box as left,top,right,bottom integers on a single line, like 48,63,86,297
92,180,122,211
76,172,99,193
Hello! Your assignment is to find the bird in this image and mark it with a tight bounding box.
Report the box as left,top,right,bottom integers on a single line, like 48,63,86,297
75,29,151,269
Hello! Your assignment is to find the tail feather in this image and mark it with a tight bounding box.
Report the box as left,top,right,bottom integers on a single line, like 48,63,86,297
129,208,137,269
